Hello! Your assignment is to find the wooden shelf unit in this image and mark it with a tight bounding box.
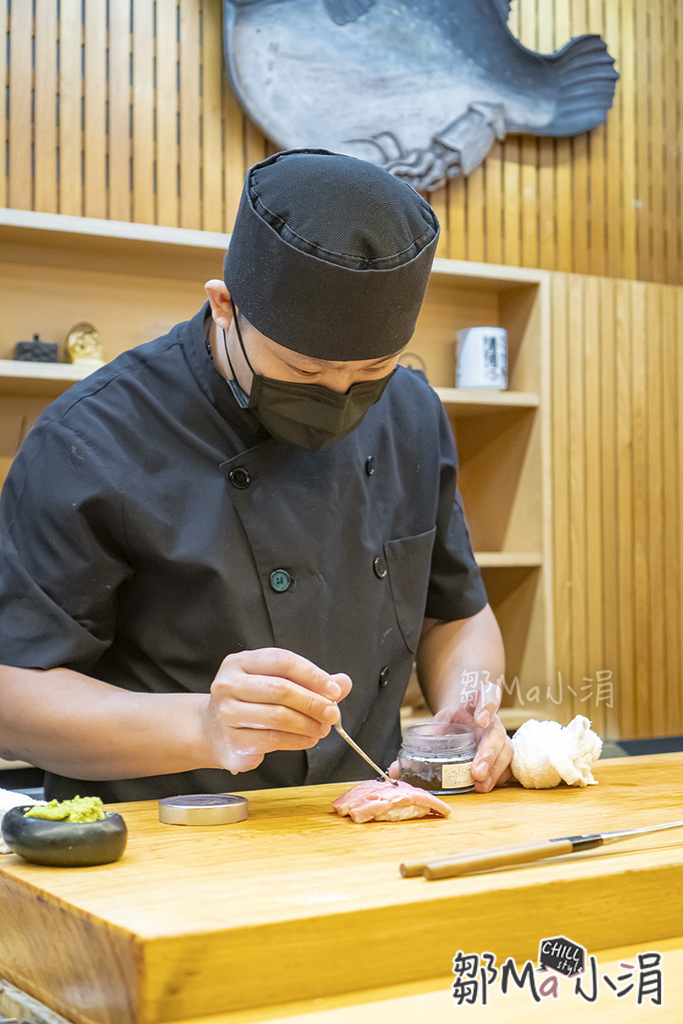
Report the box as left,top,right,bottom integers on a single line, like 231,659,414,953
0,211,553,702
411,257,553,693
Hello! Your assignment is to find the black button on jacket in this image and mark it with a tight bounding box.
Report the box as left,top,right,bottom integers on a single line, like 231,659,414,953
0,304,487,802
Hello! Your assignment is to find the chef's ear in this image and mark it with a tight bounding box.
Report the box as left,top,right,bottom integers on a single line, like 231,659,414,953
204,279,234,331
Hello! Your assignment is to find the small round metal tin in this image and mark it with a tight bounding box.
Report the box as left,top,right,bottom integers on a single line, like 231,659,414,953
158,794,248,826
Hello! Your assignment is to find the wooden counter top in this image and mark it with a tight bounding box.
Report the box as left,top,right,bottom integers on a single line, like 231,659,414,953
1,753,682,1024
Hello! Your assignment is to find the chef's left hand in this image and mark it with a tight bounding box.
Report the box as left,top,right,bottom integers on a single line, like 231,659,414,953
388,705,513,793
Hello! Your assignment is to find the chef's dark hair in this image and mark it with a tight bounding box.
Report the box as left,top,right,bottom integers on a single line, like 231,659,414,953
224,149,440,361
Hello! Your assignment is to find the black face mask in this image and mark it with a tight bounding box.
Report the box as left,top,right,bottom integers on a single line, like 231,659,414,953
223,308,396,450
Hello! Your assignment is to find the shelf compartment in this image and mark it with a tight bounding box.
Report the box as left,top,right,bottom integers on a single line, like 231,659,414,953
480,563,548,696
474,552,543,568
435,387,540,414
0,211,226,368
410,260,545,394
454,406,541,554
0,359,97,397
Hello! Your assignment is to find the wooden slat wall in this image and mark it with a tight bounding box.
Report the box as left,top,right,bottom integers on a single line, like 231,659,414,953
0,0,268,231
551,274,683,739
1,0,681,285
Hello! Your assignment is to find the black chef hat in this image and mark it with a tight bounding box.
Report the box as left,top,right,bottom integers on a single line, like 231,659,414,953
223,149,440,360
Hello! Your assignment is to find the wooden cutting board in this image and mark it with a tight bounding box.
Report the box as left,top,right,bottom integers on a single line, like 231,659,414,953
1,753,682,1024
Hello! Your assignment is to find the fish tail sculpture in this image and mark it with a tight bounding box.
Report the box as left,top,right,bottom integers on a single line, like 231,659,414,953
511,34,620,137
392,33,620,191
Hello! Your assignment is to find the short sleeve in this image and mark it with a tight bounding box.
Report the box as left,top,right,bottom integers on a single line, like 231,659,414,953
424,403,488,622
0,419,132,671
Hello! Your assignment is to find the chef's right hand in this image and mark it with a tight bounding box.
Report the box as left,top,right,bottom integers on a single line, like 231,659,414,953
201,648,352,774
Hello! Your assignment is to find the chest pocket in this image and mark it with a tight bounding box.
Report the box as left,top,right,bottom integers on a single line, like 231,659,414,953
384,526,437,653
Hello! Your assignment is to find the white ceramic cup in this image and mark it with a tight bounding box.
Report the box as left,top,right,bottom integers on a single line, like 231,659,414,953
456,327,508,389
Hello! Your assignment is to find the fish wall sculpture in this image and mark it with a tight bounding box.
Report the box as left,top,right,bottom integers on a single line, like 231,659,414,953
223,0,619,191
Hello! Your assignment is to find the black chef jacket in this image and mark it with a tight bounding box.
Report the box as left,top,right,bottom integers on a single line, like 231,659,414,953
0,304,487,801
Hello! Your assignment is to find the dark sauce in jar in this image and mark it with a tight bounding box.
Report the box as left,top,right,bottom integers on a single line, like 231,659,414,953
398,722,475,795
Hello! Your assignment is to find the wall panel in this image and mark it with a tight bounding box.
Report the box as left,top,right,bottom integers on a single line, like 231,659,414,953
1,0,681,284
34,0,59,215
107,0,132,222
550,273,683,740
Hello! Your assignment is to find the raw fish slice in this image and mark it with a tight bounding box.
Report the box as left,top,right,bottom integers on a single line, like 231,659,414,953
332,779,451,823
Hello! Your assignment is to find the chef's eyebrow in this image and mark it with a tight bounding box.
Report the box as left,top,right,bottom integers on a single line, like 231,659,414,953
368,351,402,364
285,350,402,371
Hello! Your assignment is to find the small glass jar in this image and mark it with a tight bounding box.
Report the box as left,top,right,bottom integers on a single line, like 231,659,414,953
398,722,476,795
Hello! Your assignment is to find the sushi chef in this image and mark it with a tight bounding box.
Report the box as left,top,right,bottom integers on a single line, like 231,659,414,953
0,150,512,802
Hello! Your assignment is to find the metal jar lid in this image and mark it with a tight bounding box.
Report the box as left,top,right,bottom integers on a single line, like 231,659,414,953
400,722,476,758
158,794,248,826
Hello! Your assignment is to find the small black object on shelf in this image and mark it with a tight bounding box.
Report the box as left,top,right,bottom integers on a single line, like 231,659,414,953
13,333,59,362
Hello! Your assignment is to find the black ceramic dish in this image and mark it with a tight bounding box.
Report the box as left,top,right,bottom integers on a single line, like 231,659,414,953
1,805,127,866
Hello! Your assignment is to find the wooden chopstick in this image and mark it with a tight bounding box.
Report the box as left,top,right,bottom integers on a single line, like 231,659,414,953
400,839,575,880
401,819,683,880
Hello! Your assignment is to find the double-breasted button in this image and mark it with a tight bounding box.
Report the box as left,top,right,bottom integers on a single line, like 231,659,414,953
365,455,375,476
269,569,292,592
228,466,251,490
373,557,387,579
379,666,390,688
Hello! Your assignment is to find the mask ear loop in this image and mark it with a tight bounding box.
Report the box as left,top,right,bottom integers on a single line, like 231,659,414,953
226,297,257,377
221,302,252,408
222,326,238,381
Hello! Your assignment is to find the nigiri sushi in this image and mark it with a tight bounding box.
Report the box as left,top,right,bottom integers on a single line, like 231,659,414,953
332,779,451,823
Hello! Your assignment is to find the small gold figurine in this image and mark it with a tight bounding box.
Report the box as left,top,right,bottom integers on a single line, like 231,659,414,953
66,322,105,369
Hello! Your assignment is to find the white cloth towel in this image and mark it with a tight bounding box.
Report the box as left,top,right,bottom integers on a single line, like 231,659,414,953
511,715,603,789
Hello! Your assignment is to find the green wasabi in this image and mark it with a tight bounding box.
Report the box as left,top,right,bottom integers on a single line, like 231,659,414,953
24,796,106,823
